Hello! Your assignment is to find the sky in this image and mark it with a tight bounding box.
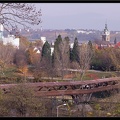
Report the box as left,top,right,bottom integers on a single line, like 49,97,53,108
33,3,120,31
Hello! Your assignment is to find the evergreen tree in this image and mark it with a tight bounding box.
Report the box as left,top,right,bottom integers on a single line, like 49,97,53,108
70,37,80,62
54,35,62,66
53,35,70,78
54,35,62,52
63,36,70,68
41,41,51,59
41,41,53,77
114,37,117,44
53,35,62,76
88,40,93,50
41,41,51,60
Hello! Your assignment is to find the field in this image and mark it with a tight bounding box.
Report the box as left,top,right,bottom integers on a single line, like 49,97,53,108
0,65,120,84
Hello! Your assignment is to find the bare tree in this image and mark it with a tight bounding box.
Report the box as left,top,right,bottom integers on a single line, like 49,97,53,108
0,43,16,76
26,45,41,65
78,43,93,80
19,36,30,50
34,40,44,48
0,3,41,31
14,49,28,82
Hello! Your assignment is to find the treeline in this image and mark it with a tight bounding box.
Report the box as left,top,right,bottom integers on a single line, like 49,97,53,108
0,35,120,81
31,35,93,80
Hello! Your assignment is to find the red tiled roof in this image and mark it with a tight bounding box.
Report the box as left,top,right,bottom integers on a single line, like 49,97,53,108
115,42,120,48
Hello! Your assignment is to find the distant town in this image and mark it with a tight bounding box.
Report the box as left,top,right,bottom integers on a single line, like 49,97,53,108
3,24,120,44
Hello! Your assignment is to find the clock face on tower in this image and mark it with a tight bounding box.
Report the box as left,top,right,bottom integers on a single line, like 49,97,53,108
105,31,110,35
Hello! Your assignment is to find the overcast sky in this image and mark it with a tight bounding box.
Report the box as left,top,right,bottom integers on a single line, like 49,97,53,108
34,3,120,31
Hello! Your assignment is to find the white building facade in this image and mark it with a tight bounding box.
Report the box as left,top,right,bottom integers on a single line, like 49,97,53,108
3,35,19,48
0,24,20,48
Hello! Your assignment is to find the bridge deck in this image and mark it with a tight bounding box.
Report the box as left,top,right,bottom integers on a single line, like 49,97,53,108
0,77,119,96
35,84,119,96
0,77,119,88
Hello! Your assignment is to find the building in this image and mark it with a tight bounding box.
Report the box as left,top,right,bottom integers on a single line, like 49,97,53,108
115,42,120,48
94,23,114,49
41,37,46,44
0,23,20,49
3,35,19,49
102,24,110,41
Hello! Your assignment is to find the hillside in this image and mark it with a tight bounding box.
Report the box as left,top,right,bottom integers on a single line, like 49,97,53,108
4,29,120,44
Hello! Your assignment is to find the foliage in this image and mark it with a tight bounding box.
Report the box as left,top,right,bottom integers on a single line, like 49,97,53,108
0,84,46,117
53,35,70,79
41,41,51,61
0,43,16,76
14,48,28,81
34,40,44,48
91,48,115,71
114,37,117,44
109,48,120,71
54,35,62,50
19,36,30,49
70,37,79,62
26,43,41,65
88,40,93,50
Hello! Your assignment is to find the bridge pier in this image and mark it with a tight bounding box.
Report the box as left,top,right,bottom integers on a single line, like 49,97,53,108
71,93,93,105
110,88,119,95
71,93,93,117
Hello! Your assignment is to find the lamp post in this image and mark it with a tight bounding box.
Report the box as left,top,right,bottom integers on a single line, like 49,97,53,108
57,104,67,117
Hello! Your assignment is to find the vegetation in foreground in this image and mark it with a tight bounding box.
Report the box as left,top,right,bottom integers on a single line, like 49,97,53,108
0,83,119,117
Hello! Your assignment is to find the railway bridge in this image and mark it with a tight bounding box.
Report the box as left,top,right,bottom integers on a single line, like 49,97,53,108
0,77,120,104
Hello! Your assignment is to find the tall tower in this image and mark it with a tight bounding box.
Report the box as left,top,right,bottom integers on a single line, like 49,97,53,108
102,23,110,41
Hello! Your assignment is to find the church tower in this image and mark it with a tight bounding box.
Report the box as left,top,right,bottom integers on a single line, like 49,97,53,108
102,23,110,41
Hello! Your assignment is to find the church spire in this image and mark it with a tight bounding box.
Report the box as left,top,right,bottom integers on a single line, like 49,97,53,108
105,19,108,30
105,23,107,29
